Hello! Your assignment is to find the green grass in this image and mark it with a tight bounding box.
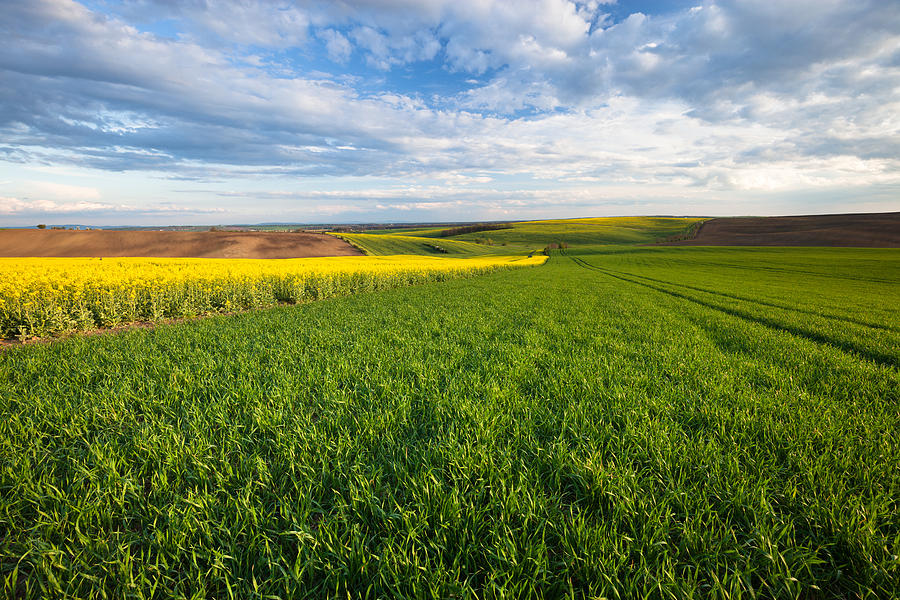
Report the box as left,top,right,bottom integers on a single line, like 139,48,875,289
355,226,454,237
360,217,705,248
1,244,898,598
563,245,900,366
333,233,532,256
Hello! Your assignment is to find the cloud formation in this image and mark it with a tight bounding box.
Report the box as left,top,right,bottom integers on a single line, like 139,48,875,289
0,0,897,223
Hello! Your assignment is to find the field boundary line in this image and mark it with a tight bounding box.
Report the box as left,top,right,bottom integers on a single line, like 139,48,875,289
564,252,898,369
647,258,898,285
596,268,899,334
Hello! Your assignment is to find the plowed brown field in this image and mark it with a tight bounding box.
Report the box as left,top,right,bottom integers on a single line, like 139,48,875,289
0,230,363,258
664,212,900,247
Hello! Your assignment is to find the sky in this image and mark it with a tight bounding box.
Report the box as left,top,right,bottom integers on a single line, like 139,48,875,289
0,0,898,225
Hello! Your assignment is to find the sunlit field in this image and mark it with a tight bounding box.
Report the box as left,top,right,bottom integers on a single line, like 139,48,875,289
1,218,897,598
0,254,544,340
359,216,707,247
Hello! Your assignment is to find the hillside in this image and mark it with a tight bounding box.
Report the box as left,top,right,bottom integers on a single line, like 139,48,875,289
664,212,900,247
352,217,705,251
0,230,362,259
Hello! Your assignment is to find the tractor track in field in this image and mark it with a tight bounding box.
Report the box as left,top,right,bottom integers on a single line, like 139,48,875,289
591,266,898,334
563,251,897,369
640,258,898,285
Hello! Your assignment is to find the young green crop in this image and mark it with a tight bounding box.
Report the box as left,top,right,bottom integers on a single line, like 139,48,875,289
361,216,706,247
1,246,897,598
332,233,527,256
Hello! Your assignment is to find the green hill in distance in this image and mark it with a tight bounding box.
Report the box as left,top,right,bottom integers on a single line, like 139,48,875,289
333,233,527,257
338,216,705,255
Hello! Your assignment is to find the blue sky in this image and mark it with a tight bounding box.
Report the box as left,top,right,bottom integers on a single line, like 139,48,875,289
1,0,898,225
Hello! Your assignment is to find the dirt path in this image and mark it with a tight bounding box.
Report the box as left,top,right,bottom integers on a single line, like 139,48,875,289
0,230,364,258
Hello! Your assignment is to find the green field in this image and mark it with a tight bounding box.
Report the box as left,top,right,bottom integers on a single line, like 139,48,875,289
334,233,529,256
359,216,706,247
2,219,898,598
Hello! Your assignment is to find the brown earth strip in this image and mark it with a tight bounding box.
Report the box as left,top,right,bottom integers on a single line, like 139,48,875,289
0,230,364,258
660,212,900,247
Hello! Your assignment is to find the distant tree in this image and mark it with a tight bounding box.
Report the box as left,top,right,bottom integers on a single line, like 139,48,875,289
36,224,46,229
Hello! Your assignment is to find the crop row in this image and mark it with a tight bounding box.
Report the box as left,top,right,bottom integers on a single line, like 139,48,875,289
1,249,896,597
0,255,545,339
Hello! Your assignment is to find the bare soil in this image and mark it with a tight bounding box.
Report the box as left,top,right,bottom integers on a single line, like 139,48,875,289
661,212,900,247
0,230,363,258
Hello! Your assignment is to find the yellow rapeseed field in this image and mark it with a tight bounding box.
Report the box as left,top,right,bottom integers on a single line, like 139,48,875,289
0,254,546,339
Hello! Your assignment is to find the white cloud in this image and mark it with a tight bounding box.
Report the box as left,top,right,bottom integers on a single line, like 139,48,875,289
0,197,121,214
119,0,310,47
0,196,226,215
319,28,353,63
25,181,102,201
349,26,441,69
0,0,897,223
